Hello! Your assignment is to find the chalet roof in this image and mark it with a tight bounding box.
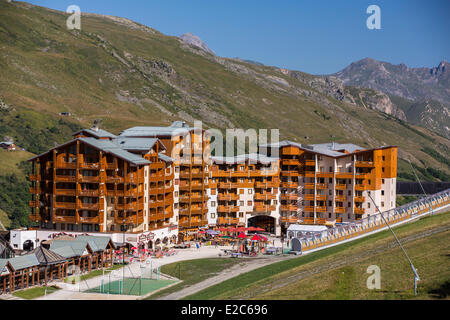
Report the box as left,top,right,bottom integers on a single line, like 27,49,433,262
211,153,279,165
29,246,66,266
50,240,94,256
118,121,199,138
74,128,117,139
50,246,79,259
260,140,395,158
158,153,174,163
0,259,9,274
75,236,115,251
29,138,151,166
8,254,40,271
0,141,14,146
113,137,164,152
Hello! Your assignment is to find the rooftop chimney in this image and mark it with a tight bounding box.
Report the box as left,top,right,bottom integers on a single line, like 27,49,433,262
91,120,99,132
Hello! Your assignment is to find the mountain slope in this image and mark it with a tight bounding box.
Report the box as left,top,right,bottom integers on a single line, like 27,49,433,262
0,0,448,182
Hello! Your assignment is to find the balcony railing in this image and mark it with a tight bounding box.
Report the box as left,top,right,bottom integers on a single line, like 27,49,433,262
354,207,365,214
304,206,327,213
78,216,100,224
217,194,239,201
217,206,239,213
354,196,365,202
280,205,298,212
355,160,374,168
254,193,277,200
280,216,298,223
281,194,298,201
335,195,346,202
335,184,347,190
335,207,346,214
55,175,76,183
254,205,276,212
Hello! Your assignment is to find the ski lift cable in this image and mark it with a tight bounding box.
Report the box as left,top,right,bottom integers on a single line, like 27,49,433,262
407,159,434,215
367,193,420,295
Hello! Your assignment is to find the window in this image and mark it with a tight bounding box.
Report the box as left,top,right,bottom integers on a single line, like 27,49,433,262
273,200,277,205
175,167,180,173
348,190,351,196
381,202,384,207
211,201,216,207
175,191,179,197
239,189,244,194
368,203,371,208
329,178,332,183
382,179,385,184
239,212,244,218
329,167,333,172
382,156,385,161
248,189,253,194
381,190,384,196
348,202,351,207
211,213,215,218
211,189,216,195
240,201,244,206
248,201,252,206
328,201,332,206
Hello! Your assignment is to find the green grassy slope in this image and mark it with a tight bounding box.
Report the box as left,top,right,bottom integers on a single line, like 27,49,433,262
185,212,450,300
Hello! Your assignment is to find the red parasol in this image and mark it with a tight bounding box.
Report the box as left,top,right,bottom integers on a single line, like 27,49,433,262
198,230,206,234
247,226,257,231
218,227,228,232
237,232,247,239
260,235,268,241
250,234,264,241
235,227,246,232
254,227,265,231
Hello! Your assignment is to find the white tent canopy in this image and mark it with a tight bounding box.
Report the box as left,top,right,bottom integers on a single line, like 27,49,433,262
287,224,328,239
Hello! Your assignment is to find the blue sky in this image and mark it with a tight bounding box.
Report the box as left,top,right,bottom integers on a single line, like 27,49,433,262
28,0,449,74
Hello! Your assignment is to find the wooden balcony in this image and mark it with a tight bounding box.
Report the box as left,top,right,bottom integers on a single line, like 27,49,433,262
281,182,299,189
55,202,76,210
79,189,99,197
305,159,315,166
355,173,369,179
55,175,76,183
114,216,136,225
335,184,347,190
354,196,365,202
336,172,353,179
281,194,298,201
78,216,100,224
217,206,239,213
304,206,327,213
54,189,76,196
29,214,40,222
29,187,41,194
106,176,124,183
335,207,346,214
316,195,327,201
303,194,314,201
254,193,276,200
355,184,368,191
281,170,299,177
55,162,77,169
217,217,239,225
79,162,100,170
354,207,365,214
280,216,298,223
78,175,99,183
217,194,239,201
304,183,315,189
355,161,375,168
255,181,277,189
317,172,333,178
304,171,315,178
282,159,301,166
237,182,255,188
299,217,327,225
254,205,276,213
218,182,239,189
149,200,165,208
209,182,218,189
335,195,346,202
150,175,166,182
78,202,99,210
53,215,76,224
280,205,298,212
316,183,328,190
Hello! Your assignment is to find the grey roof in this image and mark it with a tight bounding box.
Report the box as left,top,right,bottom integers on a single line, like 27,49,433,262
211,153,279,165
78,137,150,166
119,121,195,138
29,246,66,266
114,137,162,152
158,153,174,163
75,236,115,251
74,128,117,139
8,254,40,270
0,141,14,146
50,246,79,259
260,140,365,158
0,259,9,274
50,240,93,256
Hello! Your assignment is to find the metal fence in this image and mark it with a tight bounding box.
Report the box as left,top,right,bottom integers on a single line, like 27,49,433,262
295,188,450,252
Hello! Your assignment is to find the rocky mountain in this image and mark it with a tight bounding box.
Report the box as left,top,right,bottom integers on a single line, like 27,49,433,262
333,58,450,138
179,33,215,55
0,0,448,182
334,58,449,103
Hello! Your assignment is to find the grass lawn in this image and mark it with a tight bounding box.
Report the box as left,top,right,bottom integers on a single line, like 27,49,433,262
64,263,125,283
185,211,450,300
145,258,245,300
12,285,59,300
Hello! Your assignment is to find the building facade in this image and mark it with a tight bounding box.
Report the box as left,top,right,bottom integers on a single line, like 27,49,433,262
24,123,397,246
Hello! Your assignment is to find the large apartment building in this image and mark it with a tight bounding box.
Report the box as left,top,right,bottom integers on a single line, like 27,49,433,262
208,154,281,235
24,122,397,248
259,141,397,233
